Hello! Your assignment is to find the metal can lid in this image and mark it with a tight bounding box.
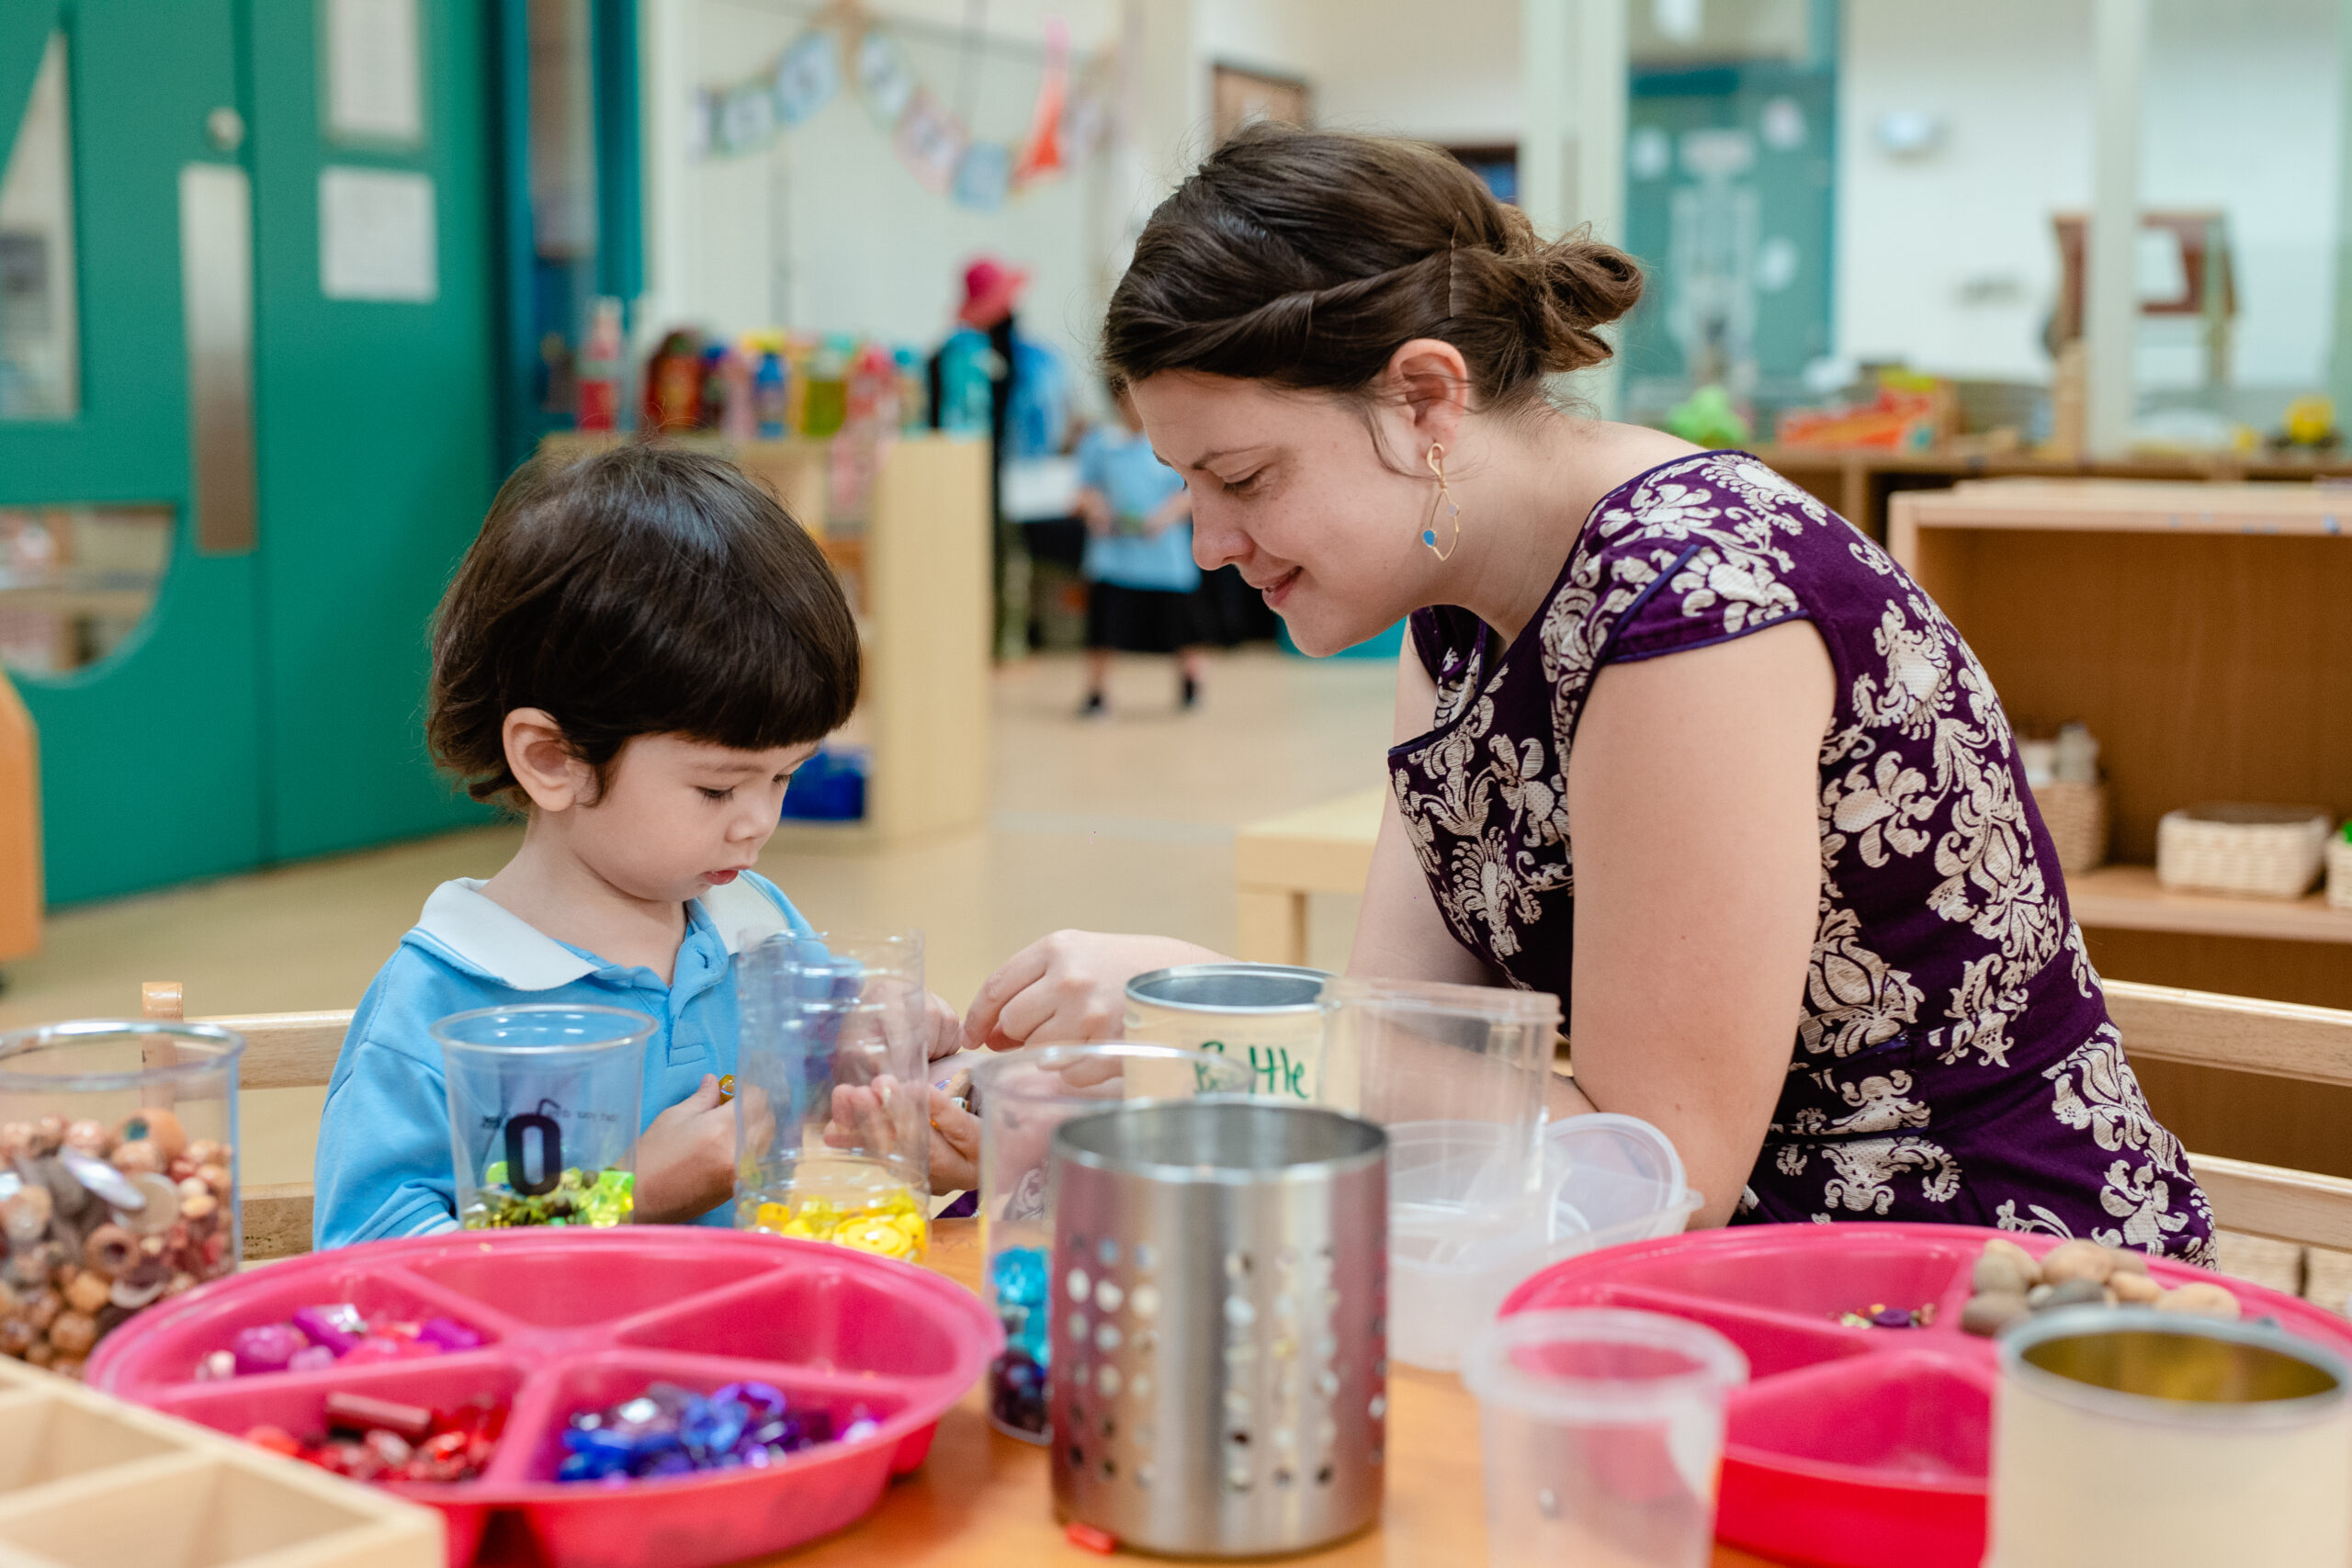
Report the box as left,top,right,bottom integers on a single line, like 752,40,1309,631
1125,964,1331,1014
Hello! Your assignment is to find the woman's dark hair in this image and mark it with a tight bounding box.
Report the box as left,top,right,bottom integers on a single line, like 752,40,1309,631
428,444,859,807
1102,123,1644,412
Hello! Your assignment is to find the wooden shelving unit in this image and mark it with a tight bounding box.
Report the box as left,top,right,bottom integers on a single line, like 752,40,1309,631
1892,479,2352,1177
1768,444,2352,540
539,433,991,852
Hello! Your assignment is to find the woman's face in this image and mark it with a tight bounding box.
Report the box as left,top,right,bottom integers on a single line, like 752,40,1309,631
1131,371,1434,655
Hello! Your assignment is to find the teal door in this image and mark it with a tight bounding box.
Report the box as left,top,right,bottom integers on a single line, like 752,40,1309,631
0,2,493,904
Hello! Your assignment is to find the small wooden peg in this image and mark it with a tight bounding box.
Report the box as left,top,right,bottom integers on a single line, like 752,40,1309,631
141,981,185,1021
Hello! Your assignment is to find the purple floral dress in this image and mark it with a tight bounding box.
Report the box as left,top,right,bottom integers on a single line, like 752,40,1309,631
1396,450,2214,1262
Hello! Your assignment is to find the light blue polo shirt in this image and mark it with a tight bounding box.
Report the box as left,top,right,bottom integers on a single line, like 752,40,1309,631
312,872,810,1248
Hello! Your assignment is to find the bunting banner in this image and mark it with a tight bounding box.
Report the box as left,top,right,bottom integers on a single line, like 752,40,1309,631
694,4,1116,211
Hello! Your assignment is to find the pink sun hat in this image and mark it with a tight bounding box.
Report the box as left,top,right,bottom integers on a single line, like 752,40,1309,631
956,255,1032,328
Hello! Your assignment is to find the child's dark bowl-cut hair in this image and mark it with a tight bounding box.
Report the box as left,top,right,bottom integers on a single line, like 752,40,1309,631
427,444,859,807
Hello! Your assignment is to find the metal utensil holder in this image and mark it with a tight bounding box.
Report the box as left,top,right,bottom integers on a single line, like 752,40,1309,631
1047,1097,1387,1557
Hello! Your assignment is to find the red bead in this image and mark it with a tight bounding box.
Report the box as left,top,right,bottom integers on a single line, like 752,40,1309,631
243,1425,301,1457
324,1390,433,1441
1064,1522,1118,1554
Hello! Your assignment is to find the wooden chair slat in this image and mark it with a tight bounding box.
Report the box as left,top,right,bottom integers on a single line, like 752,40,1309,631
2106,978,2352,1089
2189,1155,2352,1254
243,1184,316,1263
196,1010,351,1092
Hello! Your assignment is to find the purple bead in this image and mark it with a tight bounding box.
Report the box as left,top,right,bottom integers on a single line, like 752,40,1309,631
232,1322,309,1376
416,1316,482,1351
287,1345,337,1374
289,1304,365,1355
1871,1307,1917,1328
712,1381,786,1422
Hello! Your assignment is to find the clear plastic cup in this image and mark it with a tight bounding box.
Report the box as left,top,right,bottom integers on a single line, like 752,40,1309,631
969,1043,1252,1441
1464,1308,1747,1568
1391,1113,1701,1371
733,929,933,1260
434,1005,652,1228
0,1020,244,1373
1318,976,1561,1247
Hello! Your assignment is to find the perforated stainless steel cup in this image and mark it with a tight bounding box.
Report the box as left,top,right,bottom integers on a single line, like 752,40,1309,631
1047,1097,1387,1556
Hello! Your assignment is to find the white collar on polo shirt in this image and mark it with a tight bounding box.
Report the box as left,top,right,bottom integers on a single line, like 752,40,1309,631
413,875,790,992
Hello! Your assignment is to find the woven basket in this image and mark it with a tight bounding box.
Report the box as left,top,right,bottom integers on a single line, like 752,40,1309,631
2155,804,2331,898
2031,780,2109,874
2328,832,2352,911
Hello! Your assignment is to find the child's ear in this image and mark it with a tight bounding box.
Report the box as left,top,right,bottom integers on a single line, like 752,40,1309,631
503,708,594,811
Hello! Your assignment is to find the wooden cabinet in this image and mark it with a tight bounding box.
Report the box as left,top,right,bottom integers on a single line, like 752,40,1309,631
1892,479,2352,1176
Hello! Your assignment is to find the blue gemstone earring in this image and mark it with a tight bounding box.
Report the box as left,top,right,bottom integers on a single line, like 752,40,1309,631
1421,443,1461,560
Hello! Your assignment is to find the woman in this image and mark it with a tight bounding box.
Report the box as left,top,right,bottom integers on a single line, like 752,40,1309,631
964,125,2211,1261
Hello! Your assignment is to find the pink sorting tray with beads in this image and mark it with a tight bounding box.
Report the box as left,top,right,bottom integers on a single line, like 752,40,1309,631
1503,1221,2352,1568
84,1229,1001,1568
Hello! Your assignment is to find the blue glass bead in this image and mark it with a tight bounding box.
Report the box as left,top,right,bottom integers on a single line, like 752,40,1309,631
991,1246,1048,1307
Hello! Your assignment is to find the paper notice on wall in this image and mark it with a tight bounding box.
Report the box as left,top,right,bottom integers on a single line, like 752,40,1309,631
319,167,436,302
324,0,423,145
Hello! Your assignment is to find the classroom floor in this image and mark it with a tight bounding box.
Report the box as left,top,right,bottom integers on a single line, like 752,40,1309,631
0,648,1393,1185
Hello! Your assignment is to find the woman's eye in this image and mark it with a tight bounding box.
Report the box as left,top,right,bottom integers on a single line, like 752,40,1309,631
1225,470,1262,495
698,786,735,802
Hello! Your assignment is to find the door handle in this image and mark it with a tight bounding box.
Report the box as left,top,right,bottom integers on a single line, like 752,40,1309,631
178,161,256,555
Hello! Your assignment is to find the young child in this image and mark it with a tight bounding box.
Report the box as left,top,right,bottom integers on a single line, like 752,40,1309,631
1075,384,1205,717
314,446,970,1247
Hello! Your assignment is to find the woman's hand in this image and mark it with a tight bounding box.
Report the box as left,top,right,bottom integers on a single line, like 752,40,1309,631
632,1074,739,1224
964,931,1225,1050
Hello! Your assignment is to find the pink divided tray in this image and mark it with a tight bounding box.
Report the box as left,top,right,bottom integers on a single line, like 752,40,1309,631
85,1229,1000,1568
1504,1222,2352,1568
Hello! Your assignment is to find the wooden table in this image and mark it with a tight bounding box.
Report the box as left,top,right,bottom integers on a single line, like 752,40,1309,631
774,1220,1779,1566
1233,788,1385,967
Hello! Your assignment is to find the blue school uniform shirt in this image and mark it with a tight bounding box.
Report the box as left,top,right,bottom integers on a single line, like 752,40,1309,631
312,872,810,1248
1078,424,1201,594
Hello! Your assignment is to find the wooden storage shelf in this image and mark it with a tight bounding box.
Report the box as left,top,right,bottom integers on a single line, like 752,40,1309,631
1894,478,2352,1175
540,432,991,851
2067,864,2352,945
1765,444,2352,540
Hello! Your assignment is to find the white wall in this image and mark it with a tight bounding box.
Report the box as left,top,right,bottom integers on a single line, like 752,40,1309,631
1837,0,2340,390
643,0,2346,401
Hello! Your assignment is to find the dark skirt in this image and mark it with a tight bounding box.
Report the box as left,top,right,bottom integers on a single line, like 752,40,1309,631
1086,581,1205,653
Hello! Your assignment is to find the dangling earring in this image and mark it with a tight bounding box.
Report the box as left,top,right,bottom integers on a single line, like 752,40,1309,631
1422,444,1462,561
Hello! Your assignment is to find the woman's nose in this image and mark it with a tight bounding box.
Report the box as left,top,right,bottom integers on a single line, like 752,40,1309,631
1190,502,1248,570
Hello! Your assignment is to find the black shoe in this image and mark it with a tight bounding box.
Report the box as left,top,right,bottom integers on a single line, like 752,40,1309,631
1078,692,1106,719
1180,676,1200,710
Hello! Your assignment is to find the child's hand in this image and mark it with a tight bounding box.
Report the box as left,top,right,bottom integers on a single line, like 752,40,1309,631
922,991,962,1061
633,1074,739,1224
928,1087,979,1192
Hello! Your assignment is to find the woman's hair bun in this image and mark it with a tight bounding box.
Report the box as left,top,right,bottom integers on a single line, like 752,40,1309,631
1102,123,1645,410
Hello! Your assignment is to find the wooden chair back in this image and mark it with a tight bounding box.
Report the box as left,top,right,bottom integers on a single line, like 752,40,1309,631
2106,978,2352,1255
142,981,349,1260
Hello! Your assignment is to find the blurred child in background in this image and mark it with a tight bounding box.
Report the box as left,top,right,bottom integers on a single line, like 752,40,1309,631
1074,384,1204,717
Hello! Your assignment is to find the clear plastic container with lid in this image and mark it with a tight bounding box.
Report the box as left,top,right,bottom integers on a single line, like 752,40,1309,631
733,930,933,1260
435,1005,652,1228
0,1019,244,1375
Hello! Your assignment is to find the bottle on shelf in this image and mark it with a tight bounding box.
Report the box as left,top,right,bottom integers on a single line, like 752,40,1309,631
575,298,626,433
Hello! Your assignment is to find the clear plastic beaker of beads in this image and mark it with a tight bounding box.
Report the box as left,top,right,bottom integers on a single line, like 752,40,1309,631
733,930,933,1261
1318,975,1561,1354
0,1019,244,1375
434,1006,652,1228
970,1043,1251,1442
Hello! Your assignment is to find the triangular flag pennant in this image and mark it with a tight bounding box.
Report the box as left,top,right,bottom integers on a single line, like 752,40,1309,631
1012,16,1069,185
